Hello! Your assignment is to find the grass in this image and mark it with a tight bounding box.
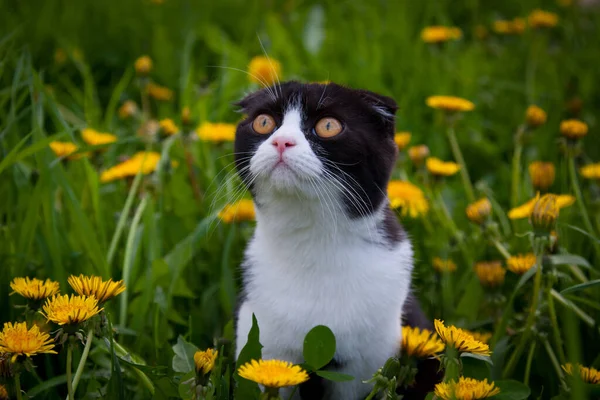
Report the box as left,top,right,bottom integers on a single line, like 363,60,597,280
1,0,600,399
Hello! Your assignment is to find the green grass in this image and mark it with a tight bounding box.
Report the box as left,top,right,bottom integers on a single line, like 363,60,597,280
1,0,600,399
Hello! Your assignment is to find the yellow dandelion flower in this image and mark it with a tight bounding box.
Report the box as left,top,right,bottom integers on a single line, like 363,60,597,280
531,193,560,232
420,26,463,43
528,9,559,28
408,145,430,166
248,56,282,86
134,55,152,76
159,118,179,136
529,161,555,191
467,331,493,344
508,193,575,219
81,128,118,147
474,261,506,287
68,275,126,303
10,277,60,300
562,363,600,384
401,326,445,358
560,119,588,139
435,377,500,400
493,18,526,35
432,257,457,273
41,294,102,325
196,122,237,142
434,320,491,356
118,100,138,119
218,199,255,223
0,322,57,362
49,141,79,159
146,83,174,101
507,253,537,275
394,132,411,151
388,181,429,218
526,105,547,128
194,348,218,375
237,359,309,388
466,198,492,225
581,163,600,180
426,95,475,112
426,157,460,177
100,151,162,183
0,383,7,400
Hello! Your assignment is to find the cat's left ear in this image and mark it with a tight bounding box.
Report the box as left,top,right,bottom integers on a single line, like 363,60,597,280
359,90,399,123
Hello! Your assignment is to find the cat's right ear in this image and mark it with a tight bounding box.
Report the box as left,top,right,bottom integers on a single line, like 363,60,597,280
234,91,262,113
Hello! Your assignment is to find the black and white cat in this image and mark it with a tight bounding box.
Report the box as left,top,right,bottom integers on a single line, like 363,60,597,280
233,81,427,399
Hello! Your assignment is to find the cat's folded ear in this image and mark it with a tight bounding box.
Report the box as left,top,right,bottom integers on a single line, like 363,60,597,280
234,90,263,113
359,90,399,123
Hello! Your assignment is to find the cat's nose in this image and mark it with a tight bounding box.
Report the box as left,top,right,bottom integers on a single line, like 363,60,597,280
272,136,296,155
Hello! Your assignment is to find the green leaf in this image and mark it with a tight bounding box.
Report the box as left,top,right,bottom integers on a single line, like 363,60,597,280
303,325,336,370
234,314,262,400
172,336,199,373
178,370,196,400
548,254,592,269
315,370,354,382
561,279,600,295
461,352,493,365
491,380,531,400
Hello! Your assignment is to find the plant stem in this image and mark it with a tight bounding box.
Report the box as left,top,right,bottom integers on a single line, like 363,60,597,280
15,373,23,400
568,155,600,256
446,125,475,202
546,288,566,364
524,341,536,386
542,337,568,391
71,328,94,394
443,346,460,382
491,238,512,261
67,344,74,400
511,125,526,208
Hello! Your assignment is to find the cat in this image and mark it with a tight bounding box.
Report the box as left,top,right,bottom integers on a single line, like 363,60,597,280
232,81,435,399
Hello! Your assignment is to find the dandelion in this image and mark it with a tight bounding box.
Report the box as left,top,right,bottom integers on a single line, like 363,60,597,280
426,96,475,112
528,9,559,28
529,162,555,191
507,253,537,274
530,193,559,232
237,359,309,388
49,141,79,159
10,277,60,300
562,363,600,384
435,377,500,400
196,122,236,142
146,83,174,101
0,383,7,400
100,151,162,183
218,199,255,223
394,132,411,150
426,157,460,177
388,181,429,218
525,105,547,128
474,261,506,287
134,55,153,76
81,128,118,147
560,119,588,139
508,194,575,219
401,326,445,358
493,18,526,35
580,163,600,180
194,348,218,375
432,257,457,273
466,198,492,225
248,56,282,86
68,275,126,303
434,320,491,356
41,294,102,325
0,322,57,362
159,118,179,136
408,145,430,166
420,26,463,43
118,100,138,119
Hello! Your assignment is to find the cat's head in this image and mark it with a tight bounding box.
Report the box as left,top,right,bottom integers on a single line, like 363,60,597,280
234,81,398,218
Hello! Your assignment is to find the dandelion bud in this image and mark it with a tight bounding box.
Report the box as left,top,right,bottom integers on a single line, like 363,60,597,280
194,348,218,375
159,118,179,136
408,145,430,166
181,106,192,125
118,100,138,119
530,194,559,234
466,198,492,225
560,119,588,140
529,161,555,191
134,55,153,76
474,261,506,287
525,105,547,128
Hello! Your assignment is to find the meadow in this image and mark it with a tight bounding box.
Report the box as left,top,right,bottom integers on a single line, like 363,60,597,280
1,0,600,399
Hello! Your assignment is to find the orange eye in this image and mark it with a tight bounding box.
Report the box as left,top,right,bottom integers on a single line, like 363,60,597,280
315,117,343,138
252,114,276,134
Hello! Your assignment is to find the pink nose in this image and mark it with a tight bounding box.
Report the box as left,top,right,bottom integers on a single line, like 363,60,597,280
272,136,296,154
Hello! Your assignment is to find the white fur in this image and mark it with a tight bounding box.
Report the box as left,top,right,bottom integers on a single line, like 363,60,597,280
236,106,413,399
